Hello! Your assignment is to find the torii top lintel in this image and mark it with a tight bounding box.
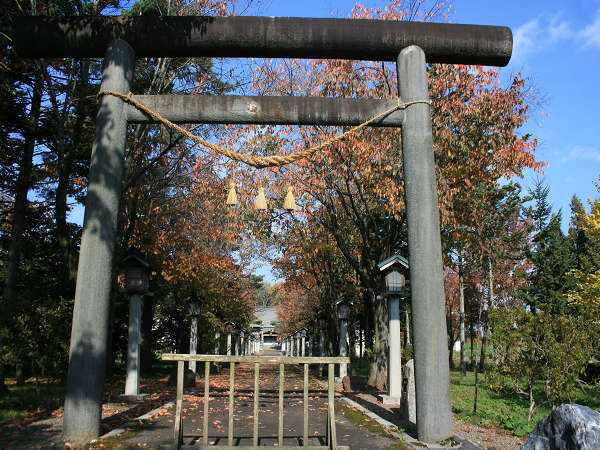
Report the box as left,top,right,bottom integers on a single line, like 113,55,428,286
14,16,512,66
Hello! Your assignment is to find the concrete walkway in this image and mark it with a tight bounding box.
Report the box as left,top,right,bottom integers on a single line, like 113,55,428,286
117,349,402,449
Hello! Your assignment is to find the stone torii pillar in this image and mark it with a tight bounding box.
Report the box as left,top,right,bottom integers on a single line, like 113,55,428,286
61,39,135,443
397,45,453,440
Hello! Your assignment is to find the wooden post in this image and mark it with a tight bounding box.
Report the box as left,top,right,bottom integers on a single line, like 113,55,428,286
328,363,337,449
174,360,184,449
303,363,309,445
253,363,260,447
228,362,235,446
278,363,284,447
203,361,210,446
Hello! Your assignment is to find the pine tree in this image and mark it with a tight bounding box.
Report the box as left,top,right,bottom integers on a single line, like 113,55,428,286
521,181,576,313
569,195,600,272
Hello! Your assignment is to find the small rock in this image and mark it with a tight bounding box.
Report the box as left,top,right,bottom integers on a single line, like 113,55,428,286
342,376,352,392
523,404,600,450
167,368,196,387
402,359,416,423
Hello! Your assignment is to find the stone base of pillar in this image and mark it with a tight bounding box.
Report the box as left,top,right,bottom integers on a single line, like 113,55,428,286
114,393,150,403
377,394,402,405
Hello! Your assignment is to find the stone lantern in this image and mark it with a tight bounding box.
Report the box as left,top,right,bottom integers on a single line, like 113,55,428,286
225,321,236,356
299,327,308,357
188,294,204,374
121,247,150,294
378,254,409,404
120,248,150,398
336,296,352,379
240,330,247,356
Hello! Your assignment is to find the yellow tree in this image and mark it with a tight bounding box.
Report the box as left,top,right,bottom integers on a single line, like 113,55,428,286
568,180,600,315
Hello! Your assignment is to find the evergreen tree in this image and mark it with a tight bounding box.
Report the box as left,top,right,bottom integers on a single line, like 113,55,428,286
521,181,576,313
569,195,600,273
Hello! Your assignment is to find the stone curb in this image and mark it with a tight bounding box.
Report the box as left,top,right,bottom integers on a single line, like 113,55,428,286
336,393,482,450
97,396,178,440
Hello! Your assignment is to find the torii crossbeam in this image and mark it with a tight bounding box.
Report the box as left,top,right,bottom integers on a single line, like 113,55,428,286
14,15,512,446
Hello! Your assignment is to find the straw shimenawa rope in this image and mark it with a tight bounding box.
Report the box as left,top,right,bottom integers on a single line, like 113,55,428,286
98,90,431,169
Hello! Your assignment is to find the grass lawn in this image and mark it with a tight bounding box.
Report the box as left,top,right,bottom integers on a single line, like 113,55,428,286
0,360,173,426
0,378,65,424
450,368,600,436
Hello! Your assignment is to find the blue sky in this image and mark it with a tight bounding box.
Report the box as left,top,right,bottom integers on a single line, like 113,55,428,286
258,0,600,226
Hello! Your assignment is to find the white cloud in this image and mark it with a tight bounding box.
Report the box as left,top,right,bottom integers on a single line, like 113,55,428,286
580,11,600,48
512,14,571,63
511,10,600,62
560,146,600,163
548,15,572,41
512,18,542,61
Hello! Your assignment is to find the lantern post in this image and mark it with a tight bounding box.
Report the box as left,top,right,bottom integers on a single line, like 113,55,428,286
120,248,150,398
378,254,409,405
225,321,235,357
188,295,203,374
336,296,351,379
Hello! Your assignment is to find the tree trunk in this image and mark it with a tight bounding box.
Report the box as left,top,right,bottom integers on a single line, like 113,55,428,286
349,323,357,376
0,72,43,391
480,260,493,373
459,254,466,379
527,386,536,423
368,293,388,390
473,350,479,414
479,312,488,374
447,305,455,370
469,320,475,370
15,362,24,385
359,321,364,369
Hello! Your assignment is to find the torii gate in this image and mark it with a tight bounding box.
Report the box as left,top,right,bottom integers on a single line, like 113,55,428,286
15,15,512,445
